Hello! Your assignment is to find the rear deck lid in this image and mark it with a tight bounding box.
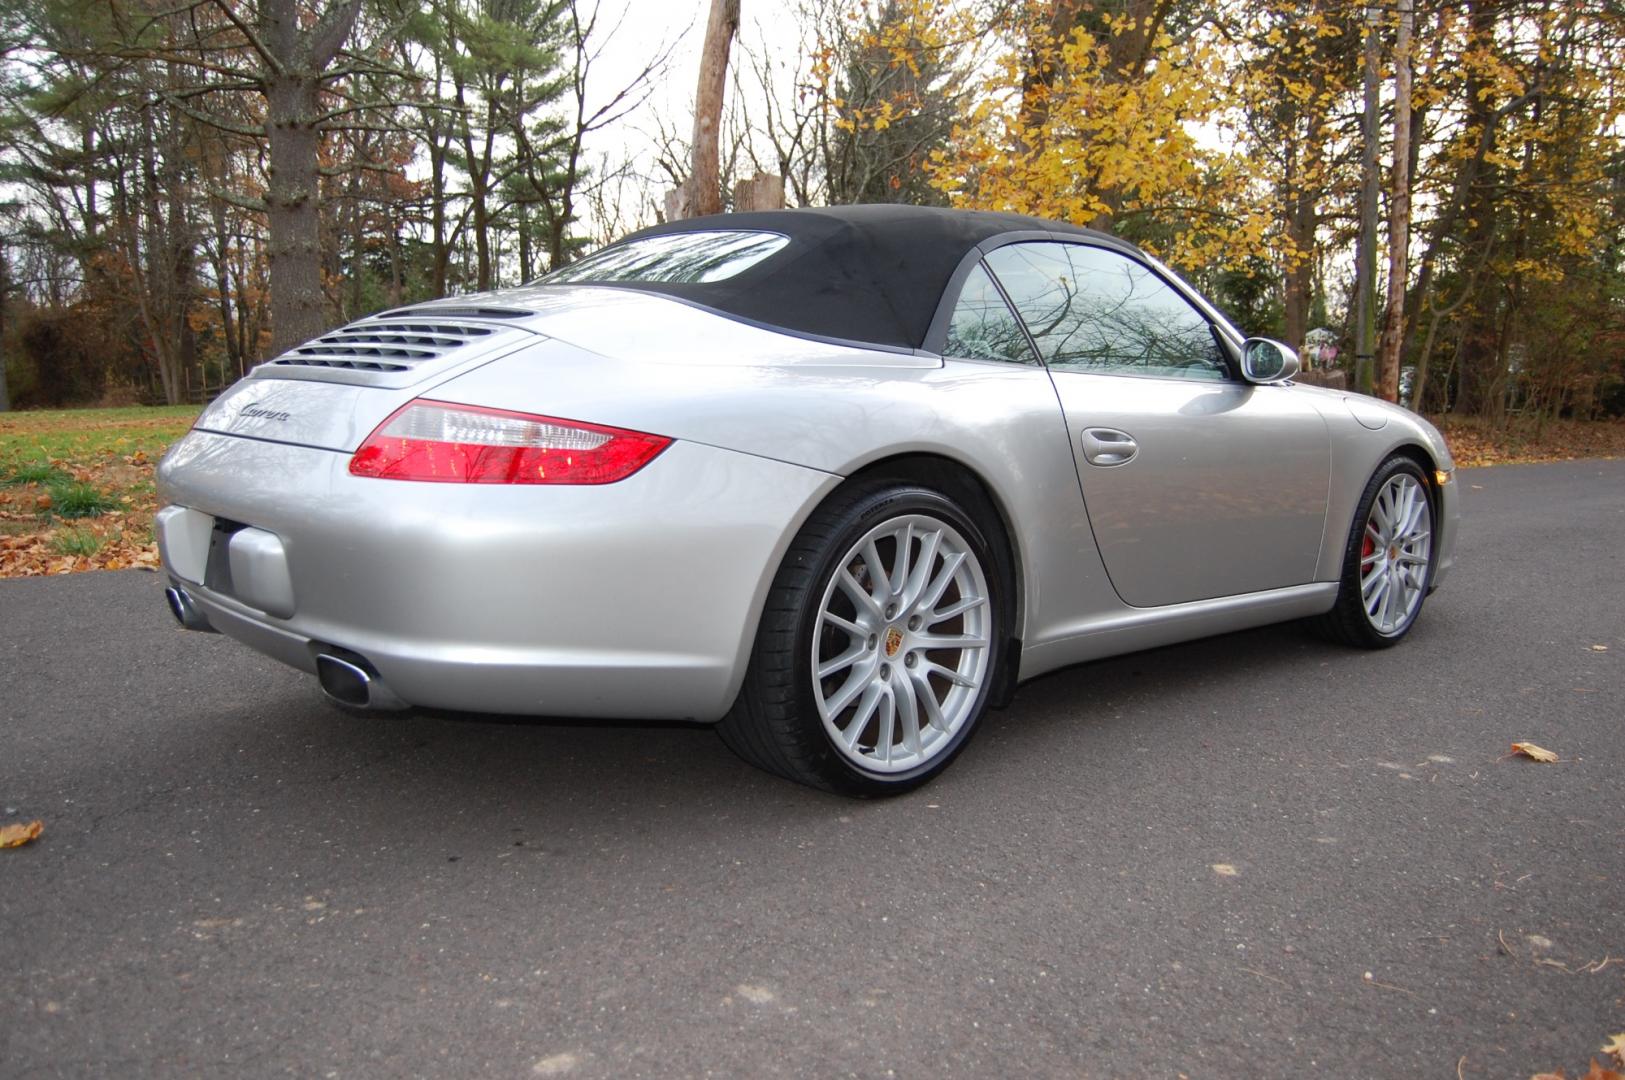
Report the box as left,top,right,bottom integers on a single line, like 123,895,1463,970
194,310,541,451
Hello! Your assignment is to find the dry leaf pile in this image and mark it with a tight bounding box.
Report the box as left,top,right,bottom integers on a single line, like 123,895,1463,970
0,455,166,576
1,406,196,578
1438,417,1625,468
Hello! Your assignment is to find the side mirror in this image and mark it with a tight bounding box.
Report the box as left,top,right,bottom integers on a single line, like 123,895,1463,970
1241,338,1301,384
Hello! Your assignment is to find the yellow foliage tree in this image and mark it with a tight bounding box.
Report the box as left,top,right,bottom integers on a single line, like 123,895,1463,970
916,1,1280,275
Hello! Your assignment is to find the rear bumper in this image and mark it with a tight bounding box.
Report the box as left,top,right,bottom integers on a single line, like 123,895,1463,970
156,431,838,719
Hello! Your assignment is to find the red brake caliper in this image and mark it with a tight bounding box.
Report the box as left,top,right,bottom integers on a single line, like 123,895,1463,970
1362,532,1377,561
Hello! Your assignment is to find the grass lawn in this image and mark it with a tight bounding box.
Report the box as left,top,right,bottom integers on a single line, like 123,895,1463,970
0,405,201,576
0,403,1620,578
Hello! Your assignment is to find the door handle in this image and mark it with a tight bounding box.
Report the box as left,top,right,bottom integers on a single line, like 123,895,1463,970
1081,427,1138,466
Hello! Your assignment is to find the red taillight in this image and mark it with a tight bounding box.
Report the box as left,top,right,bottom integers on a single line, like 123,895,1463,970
349,400,671,484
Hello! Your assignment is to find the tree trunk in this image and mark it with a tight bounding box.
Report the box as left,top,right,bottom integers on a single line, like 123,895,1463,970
430,130,451,295
263,77,328,355
689,0,741,217
1283,205,1315,352
136,105,183,405
1352,2,1381,395
346,154,364,320
425,46,452,296
471,175,491,290
547,118,585,270
517,201,532,283
1017,0,1085,156
83,126,97,244
1449,2,1505,416
1399,0,1498,383
388,208,404,307
259,0,362,357
1281,126,1317,352
0,240,9,412
209,199,242,380
230,226,256,377
1376,0,1413,403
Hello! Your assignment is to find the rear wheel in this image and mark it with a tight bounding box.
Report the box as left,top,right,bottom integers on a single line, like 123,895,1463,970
720,482,1006,795
1312,455,1436,648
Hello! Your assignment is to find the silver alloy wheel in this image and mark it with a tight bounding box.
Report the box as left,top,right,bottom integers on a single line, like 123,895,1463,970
811,513,992,774
1360,472,1433,636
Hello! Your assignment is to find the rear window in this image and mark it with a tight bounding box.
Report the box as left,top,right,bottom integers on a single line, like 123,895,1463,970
544,230,789,285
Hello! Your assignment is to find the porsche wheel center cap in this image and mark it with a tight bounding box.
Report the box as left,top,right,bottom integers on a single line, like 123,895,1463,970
884,626,904,658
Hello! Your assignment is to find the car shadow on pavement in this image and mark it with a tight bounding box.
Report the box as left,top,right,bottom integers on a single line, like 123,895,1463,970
128,616,1399,838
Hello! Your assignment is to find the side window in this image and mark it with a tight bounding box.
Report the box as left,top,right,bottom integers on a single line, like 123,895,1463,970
983,243,1229,381
943,263,1039,365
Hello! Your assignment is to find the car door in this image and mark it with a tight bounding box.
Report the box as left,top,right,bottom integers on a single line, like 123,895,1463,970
983,241,1330,608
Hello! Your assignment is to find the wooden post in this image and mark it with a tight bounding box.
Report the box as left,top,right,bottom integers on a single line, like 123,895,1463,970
732,172,785,212
663,186,693,223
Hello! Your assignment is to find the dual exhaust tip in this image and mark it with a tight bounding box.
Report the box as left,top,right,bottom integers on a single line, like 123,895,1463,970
315,653,407,712
165,586,217,633
164,585,406,712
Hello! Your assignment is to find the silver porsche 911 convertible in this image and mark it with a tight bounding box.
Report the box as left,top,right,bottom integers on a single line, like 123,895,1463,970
157,205,1458,795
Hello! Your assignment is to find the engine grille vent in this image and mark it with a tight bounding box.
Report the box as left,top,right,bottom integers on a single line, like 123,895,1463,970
269,321,499,372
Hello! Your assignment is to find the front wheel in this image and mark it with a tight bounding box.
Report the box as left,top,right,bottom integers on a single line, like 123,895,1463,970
720,482,1006,795
1312,454,1436,648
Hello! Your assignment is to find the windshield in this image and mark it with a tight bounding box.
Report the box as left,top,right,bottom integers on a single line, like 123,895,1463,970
544,230,789,285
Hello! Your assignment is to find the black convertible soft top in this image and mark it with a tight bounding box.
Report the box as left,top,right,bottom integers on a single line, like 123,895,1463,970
579,205,1114,351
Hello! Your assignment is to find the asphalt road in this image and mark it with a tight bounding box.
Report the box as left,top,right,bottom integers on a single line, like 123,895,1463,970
2,459,1621,1079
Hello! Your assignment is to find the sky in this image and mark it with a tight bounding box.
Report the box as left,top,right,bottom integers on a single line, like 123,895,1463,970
574,0,810,238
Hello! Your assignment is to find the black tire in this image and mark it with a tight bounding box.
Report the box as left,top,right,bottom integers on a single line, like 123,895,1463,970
1311,454,1437,649
719,481,1008,796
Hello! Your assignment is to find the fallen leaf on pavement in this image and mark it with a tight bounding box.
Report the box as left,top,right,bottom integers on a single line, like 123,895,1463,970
0,820,43,848
1603,1033,1625,1062
1530,1065,1624,1080
1511,742,1559,763
1592,645,1610,652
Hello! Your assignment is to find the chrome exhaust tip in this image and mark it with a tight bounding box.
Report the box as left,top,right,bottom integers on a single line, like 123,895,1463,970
315,652,408,712
165,586,218,633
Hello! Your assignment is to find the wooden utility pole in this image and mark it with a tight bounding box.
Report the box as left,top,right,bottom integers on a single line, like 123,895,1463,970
1377,2,1413,404
1352,1,1381,396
